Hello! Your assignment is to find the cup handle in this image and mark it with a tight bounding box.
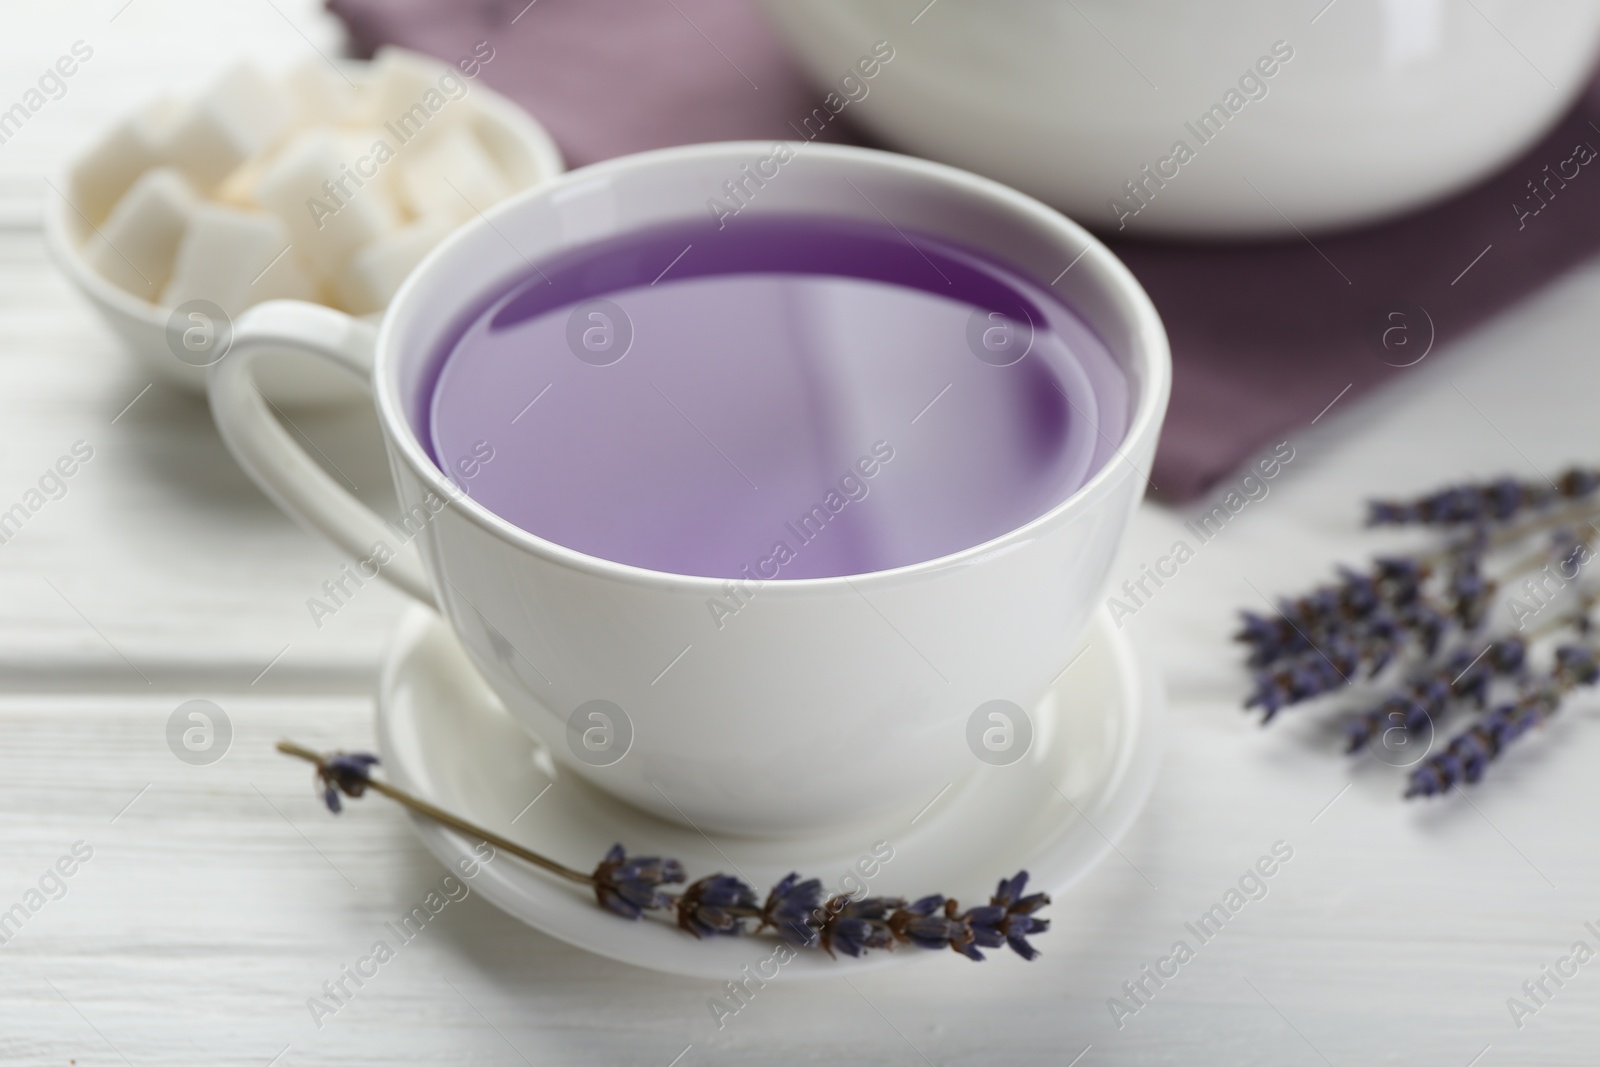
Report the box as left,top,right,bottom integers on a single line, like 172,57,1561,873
207,299,436,607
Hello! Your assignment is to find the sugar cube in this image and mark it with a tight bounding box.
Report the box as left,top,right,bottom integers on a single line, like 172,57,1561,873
281,59,360,132
160,203,313,315
69,97,180,225
398,125,511,223
471,112,548,190
331,215,454,315
158,63,292,192
86,168,197,298
359,47,468,150
336,125,410,211
253,128,401,281
213,150,273,210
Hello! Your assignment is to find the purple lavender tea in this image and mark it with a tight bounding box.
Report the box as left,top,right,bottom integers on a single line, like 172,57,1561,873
426,214,1128,580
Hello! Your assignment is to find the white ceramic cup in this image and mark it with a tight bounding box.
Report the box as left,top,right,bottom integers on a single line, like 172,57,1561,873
208,142,1170,837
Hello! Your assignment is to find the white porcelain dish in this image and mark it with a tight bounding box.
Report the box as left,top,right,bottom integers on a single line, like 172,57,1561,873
758,0,1600,238
45,59,564,406
377,603,1164,979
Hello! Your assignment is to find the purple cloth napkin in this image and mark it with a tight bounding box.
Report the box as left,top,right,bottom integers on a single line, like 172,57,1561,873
329,0,1600,501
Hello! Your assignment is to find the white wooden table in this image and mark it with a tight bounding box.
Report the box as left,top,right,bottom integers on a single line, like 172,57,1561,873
4,3,1600,1064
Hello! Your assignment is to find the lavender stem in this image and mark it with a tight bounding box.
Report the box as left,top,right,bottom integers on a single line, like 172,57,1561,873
1420,501,1600,568
275,741,594,885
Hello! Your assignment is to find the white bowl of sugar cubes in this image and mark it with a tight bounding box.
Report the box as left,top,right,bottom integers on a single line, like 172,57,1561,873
46,49,562,406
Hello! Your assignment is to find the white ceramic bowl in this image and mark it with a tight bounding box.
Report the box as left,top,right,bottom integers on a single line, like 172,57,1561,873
45,59,564,406
758,0,1600,238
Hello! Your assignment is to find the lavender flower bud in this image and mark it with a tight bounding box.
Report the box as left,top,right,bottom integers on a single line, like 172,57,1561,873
761,873,824,947
591,844,686,920
819,895,904,958
315,752,379,814
988,871,1050,960
675,874,758,938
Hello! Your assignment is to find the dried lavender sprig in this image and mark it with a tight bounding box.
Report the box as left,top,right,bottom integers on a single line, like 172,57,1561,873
810,870,1050,961
1344,637,1527,753
591,851,1052,962
1235,558,1427,668
1241,522,1598,716
276,742,1049,960
1246,597,1456,720
1244,503,1600,674
596,855,1051,962
1368,468,1600,527
1406,644,1600,797
1241,532,1503,674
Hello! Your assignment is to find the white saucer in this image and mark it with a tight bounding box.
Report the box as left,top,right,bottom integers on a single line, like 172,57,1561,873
376,604,1163,979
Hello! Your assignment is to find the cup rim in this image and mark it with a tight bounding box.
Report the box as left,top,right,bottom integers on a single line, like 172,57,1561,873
374,140,1170,592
